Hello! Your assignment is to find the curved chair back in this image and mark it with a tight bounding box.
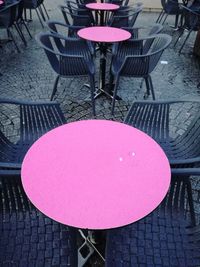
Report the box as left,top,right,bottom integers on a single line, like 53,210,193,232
109,5,142,27
36,32,94,76
118,34,172,76
59,5,93,26
161,0,179,14
181,5,200,31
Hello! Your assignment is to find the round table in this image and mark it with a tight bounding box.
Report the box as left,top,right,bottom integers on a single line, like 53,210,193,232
86,3,119,25
78,26,131,43
78,27,131,98
22,120,171,230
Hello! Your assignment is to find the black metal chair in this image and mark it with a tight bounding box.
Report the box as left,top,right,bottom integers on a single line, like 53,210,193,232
105,168,200,267
23,0,49,28
110,34,172,115
36,32,96,116
108,5,143,27
156,0,181,28
174,4,200,53
0,173,77,266
0,99,66,173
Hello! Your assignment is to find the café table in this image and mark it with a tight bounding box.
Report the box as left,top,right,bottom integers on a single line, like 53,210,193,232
78,26,131,98
21,119,171,266
86,2,119,25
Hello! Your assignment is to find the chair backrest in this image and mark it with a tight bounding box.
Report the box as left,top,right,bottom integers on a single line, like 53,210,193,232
59,5,93,26
23,0,40,9
161,0,179,13
36,32,93,76
116,34,171,76
109,5,142,27
181,4,200,30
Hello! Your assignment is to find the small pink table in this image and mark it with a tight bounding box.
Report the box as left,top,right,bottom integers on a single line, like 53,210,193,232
78,26,131,43
78,27,131,98
86,3,119,25
22,120,171,230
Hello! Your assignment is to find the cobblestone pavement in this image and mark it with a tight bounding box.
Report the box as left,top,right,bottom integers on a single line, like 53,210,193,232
0,1,200,265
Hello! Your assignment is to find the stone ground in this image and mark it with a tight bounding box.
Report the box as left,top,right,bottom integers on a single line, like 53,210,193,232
1,1,200,266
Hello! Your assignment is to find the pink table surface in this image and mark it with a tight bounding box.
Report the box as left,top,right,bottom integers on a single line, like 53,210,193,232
78,26,131,43
22,120,171,230
0,1,4,4
86,3,119,10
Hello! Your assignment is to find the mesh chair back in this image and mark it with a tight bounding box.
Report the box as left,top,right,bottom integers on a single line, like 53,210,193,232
181,5,200,31
36,32,94,76
23,0,40,9
59,5,93,26
118,34,171,76
161,0,179,14
109,5,142,27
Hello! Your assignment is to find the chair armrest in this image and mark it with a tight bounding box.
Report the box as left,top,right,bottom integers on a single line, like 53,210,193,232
171,168,200,176
0,98,60,106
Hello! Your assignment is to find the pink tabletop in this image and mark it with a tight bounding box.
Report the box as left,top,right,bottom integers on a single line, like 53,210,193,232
78,26,131,43
0,1,4,4
22,120,171,230
86,3,119,10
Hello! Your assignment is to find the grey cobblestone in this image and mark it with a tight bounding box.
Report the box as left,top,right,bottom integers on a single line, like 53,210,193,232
0,0,200,238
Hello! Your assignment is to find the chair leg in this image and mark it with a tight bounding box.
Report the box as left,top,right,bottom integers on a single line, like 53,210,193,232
42,3,50,20
51,75,60,101
174,28,184,47
35,8,44,28
21,19,32,39
38,5,46,21
158,11,165,24
144,77,150,99
89,75,96,117
179,30,192,54
156,9,164,23
148,75,156,100
162,14,168,25
7,28,20,53
175,14,179,28
111,76,120,115
14,23,27,46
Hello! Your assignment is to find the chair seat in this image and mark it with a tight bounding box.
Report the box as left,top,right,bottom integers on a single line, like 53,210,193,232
0,210,77,266
106,209,200,267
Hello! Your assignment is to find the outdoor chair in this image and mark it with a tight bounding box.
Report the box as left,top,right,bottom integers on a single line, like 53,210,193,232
124,99,200,223
174,4,200,53
0,1,25,53
156,0,181,28
107,5,143,27
110,34,172,115
36,32,96,116
59,4,94,27
0,173,77,266
23,0,49,28
0,99,66,174
105,168,200,267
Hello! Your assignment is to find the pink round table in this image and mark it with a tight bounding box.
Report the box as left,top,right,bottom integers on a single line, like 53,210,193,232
86,3,119,11
86,3,119,25
78,26,131,43
22,120,171,230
